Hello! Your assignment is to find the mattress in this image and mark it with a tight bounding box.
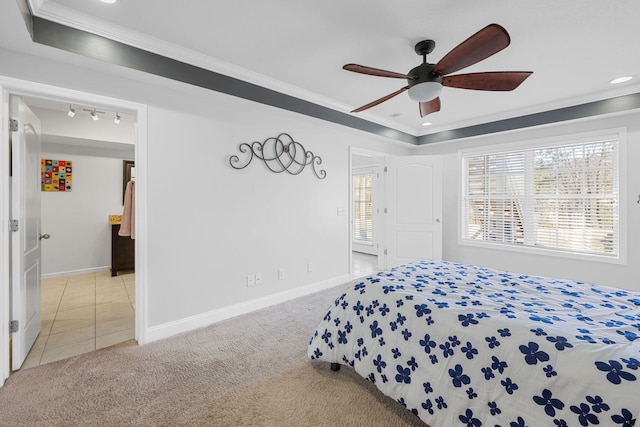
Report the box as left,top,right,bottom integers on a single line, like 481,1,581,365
308,260,640,426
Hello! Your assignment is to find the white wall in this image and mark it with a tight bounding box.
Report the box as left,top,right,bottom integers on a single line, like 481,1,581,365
40,151,127,277
412,111,640,291
5,18,637,346
0,46,411,332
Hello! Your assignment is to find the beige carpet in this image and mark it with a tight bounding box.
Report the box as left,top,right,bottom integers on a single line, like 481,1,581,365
0,284,426,426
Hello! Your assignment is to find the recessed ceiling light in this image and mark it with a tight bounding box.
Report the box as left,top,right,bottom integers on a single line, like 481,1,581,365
421,122,433,127
99,0,118,4
610,76,633,84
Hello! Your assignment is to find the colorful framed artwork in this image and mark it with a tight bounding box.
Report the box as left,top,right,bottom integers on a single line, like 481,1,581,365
41,159,72,192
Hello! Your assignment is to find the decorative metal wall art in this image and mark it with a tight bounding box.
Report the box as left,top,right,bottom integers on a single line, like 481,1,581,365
229,133,326,179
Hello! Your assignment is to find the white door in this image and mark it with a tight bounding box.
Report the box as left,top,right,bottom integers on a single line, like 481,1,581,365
10,97,42,370
384,155,442,269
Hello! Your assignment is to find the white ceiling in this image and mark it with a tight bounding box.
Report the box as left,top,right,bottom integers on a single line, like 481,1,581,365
20,0,640,136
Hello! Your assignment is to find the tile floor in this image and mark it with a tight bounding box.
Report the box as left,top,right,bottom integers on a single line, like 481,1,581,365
352,251,378,277
21,270,135,369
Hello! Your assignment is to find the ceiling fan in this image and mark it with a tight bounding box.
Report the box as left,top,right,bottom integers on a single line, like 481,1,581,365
343,24,533,117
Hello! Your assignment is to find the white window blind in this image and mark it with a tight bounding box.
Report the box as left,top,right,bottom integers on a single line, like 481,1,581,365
462,136,619,259
353,172,373,244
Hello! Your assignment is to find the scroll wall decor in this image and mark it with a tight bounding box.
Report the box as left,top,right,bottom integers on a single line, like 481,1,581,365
229,133,326,179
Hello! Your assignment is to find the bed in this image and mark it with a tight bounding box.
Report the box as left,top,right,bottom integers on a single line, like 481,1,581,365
308,260,640,426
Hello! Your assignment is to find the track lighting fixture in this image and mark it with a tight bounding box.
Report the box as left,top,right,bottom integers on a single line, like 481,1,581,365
65,104,121,122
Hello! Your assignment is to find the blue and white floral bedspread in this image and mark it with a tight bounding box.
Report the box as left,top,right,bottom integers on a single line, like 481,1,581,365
308,260,640,427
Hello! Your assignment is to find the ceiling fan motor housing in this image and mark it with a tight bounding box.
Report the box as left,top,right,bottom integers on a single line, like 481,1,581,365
407,63,442,88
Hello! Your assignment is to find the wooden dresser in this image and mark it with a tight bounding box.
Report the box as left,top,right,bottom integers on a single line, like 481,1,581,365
110,216,135,276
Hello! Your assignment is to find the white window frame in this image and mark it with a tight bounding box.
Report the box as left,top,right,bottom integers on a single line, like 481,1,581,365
458,128,627,265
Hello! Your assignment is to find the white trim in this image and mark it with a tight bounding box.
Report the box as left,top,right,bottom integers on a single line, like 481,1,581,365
145,274,351,343
0,76,149,387
41,266,110,280
133,104,148,345
0,86,10,384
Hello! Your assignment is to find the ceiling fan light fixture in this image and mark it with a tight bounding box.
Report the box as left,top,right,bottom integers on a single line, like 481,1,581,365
408,81,442,102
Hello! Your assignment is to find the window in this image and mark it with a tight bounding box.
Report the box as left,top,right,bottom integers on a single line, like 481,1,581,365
461,131,623,261
353,172,373,244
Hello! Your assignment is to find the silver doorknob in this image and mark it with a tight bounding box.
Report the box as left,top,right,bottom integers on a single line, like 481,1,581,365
435,218,441,223
39,233,50,240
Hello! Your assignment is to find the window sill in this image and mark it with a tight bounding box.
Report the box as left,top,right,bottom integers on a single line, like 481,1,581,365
458,238,626,265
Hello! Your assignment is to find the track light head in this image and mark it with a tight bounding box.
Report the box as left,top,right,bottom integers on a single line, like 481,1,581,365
67,105,76,118
114,113,121,124
90,109,99,121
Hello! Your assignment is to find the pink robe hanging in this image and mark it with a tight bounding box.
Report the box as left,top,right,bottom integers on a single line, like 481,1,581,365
119,180,135,239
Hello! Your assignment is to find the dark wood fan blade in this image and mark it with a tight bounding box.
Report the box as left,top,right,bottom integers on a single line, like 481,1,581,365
432,24,511,76
443,71,533,91
419,97,441,117
351,86,409,113
343,64,414,79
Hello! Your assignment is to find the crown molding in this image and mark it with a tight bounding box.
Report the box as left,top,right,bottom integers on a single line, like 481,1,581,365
417,92,640,145
24,2,640,146
28,1,418,137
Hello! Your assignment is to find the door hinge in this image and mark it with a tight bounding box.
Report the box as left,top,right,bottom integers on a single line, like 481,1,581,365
384,166,388,173
384,208,388,214
9,320,19,333
9,119,18,132
9,220,18,232
384,249,388,255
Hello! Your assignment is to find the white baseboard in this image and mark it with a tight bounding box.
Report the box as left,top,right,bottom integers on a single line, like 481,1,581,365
42,266,110,280
145,274,351,343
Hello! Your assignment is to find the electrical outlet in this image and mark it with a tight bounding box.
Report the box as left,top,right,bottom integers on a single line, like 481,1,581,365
255,273,262,285
278,268,285,279
247,274,255,287
307,263,313,273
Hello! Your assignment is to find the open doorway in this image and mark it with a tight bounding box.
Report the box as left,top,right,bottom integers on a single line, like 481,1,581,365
350,148,387,277
20,96,136,368
1,78,148,380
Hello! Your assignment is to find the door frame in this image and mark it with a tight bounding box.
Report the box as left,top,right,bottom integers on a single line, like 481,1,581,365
0,76,149,384
349,147,389,274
